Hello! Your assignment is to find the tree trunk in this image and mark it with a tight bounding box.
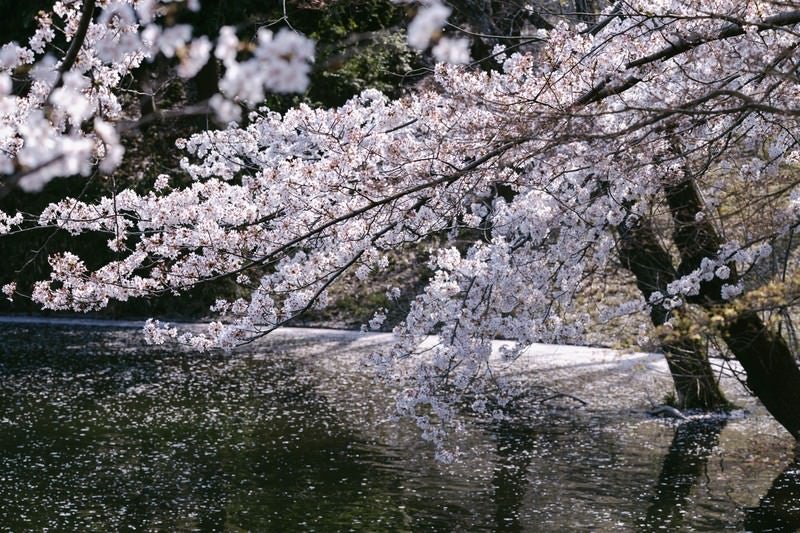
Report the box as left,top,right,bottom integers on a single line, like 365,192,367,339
617,215,728,409
664,178,800,438
573,0,596,23
724,312,800,438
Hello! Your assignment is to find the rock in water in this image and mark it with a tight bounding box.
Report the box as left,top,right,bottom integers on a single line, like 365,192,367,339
648,405,689,420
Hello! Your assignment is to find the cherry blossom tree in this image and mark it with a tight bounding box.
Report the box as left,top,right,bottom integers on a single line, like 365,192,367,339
4,0,800,458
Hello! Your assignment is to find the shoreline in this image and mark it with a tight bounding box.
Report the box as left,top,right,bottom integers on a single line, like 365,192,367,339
0,313,776,430
0,314,383,336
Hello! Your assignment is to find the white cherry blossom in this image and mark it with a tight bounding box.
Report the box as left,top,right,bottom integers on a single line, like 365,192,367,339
5,0,800,454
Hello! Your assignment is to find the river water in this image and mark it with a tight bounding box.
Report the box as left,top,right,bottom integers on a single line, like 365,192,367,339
0,320,798,531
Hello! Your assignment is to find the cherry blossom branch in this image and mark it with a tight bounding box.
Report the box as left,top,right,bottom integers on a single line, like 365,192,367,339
580,2,621,36
59,0,95,75
626,10,800,70
117,100,213,134
48,0,95,100
578,9,800,105
242,138,527,269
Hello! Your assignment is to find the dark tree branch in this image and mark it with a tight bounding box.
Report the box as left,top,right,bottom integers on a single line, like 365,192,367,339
578,10,800,106
48,0,95,101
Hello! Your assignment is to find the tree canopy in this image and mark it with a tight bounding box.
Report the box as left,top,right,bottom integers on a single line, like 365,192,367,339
3,0,800,457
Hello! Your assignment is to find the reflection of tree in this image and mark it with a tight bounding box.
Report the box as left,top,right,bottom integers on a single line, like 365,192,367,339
744,446,800,532
490,421,538,532
639,419,727,532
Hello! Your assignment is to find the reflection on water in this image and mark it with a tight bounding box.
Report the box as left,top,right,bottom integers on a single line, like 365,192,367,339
0,322,798,531
640,419,727,531
745,445,800,532
491,421,538,531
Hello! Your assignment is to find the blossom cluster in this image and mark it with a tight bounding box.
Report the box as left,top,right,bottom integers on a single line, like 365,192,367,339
0,0,316,192
406,0,470,64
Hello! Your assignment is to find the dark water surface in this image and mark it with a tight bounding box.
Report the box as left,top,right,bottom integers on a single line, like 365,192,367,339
0,322,798,531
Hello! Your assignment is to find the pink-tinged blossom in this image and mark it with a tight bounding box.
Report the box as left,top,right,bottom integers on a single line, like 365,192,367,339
177,35,211,78
214,26,239,65
216,28,314,102
432,37,470,63
29,22,56,54
407,1,451,50
154,173,171,191
94,118,124,174
136,0,157,24
209,94,241,123
1,282,15,302
143,319,178,345
721,283,744,300
0,212,22,234
0,1,316,195
0,42,33,71
50,71,92,126
156,25,192,58
30,54,59,85
255,28,315,93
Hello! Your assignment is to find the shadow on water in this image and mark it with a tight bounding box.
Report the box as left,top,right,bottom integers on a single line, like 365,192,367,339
638,418,727,531
490,421,538,532
744,444,800,532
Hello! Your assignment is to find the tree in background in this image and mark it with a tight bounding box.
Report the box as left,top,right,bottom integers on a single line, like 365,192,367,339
3,0,800,458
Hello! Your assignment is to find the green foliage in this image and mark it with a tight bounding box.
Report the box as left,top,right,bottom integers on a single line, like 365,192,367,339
263,0,419,110
311,30,416,105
